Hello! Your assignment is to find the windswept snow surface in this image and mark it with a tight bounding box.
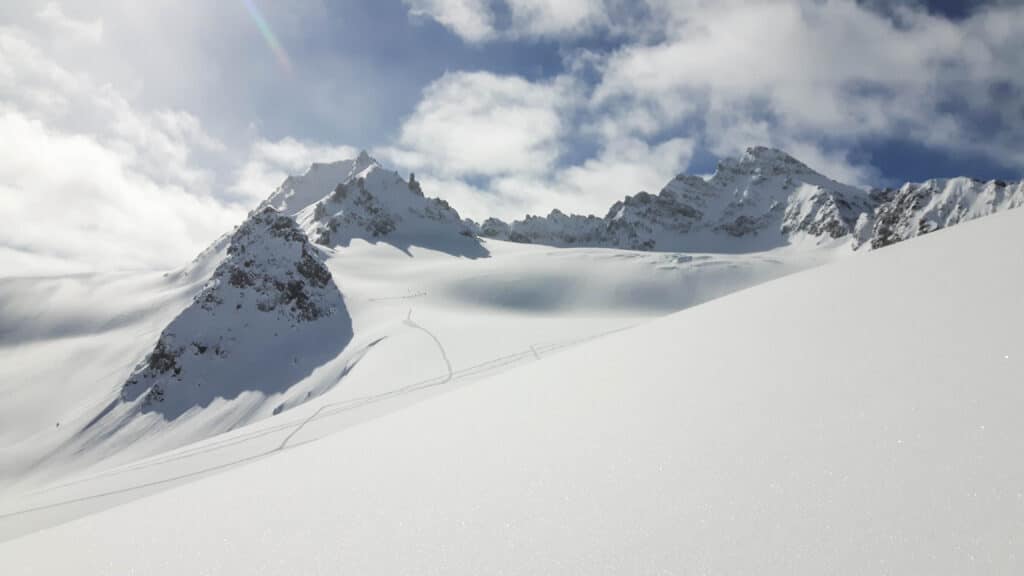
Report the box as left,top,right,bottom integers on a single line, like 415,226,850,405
1,203,1021,573
0,233,825,494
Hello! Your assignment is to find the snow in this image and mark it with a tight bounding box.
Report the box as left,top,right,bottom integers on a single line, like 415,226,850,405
0,201,1021,573
2,150,852,496
0,226,826,496
261,150,378,216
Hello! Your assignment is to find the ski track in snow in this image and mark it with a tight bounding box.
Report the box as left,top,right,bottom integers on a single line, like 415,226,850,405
0,318,634,537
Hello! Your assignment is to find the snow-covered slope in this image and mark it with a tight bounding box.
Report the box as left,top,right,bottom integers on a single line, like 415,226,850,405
2,196,1021,574
5,147,1021,494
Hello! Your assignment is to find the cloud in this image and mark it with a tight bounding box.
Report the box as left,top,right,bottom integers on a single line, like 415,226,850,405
0,23,246,277
592,0,1024,176
504,0,608,39
379,69,695,221
379,71,579,179
405,0,632,42
407,0,1024,186
405,0,495,42
0,108,244,277
35,2,103,43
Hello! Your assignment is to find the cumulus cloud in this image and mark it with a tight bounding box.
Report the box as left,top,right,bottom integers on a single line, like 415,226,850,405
405,0,496,42
594,1,1024,176
407,0,647,42
0,24,245,276
379,71,579,179
0,108,243,276
406,0,1024,197
380,70,695,220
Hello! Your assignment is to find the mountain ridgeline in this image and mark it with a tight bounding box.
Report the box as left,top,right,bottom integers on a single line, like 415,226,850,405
119,146,1021,417
473,146,1024,253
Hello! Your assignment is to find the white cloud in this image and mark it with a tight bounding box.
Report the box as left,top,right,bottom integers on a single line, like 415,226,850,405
405,0,495,42
0,108,243,276
504,0,608,39
0,23,246,276
379,69,696,221
35,2,103,44
380,71,579,179
406,0,629,42
407,0,1024,185
592,0,1024,175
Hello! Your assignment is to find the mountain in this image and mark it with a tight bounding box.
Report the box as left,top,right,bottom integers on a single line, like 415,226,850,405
4,198,1022,575
118,207,352,420
2,146,1020,499
105,152,485,422
293,156,485,257
260,150,379,216
868,177,1024,249
478,147,875,252
477,146,1022,254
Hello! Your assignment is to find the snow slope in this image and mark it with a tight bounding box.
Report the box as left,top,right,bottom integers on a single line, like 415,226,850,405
1,200,1021,573
0,233,824,494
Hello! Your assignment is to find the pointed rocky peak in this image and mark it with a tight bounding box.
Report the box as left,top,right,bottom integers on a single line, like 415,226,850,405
263,151,382,216
296,163,484,256
868,176,1024,249
351,149,379,176
715,146,814,179
121,206,352,417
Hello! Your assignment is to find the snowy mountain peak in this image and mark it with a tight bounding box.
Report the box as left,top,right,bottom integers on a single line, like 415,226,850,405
354,148,375,166
262,152,380,216
711,146,813,178
119,206,352,418
293,162,484,257
869,176,1024,249
480,147,872,252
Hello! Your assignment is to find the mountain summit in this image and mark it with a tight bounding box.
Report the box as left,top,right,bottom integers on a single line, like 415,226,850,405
478,146,873,252
476,146,1023,253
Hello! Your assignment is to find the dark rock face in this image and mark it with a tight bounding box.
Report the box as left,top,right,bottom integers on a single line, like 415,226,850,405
316,178,399,245
305,167,487,258
479,147,873,252
868,178,1024,249
122,207,352,417
476,148,1023,253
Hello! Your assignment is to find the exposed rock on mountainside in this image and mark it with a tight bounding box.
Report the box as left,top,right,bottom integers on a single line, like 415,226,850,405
261,150,379,216
121,207,352,418
114,149,1023,419
293,154,485,258
478,147,874,252
868,178,1024,249
476,146,1022,253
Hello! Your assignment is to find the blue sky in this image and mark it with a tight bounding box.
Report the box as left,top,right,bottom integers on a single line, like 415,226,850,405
1,0,1022,274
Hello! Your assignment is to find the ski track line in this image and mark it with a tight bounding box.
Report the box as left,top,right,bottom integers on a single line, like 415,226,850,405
0,321,637,523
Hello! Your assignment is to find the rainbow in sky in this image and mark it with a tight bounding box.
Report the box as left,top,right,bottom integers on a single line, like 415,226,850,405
241,0,293,73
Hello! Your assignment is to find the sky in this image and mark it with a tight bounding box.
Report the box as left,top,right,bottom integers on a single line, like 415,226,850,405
1,0,1023,275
